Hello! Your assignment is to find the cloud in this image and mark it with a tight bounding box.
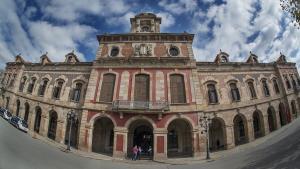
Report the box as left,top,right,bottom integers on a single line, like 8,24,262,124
0,0,97,67
190,0,300,70
105,12,136,31
158,0,198,14
43,0,130,22
157,12,175,31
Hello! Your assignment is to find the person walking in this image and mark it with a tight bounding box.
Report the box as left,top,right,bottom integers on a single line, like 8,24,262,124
132,145,138,160
137,146,142,160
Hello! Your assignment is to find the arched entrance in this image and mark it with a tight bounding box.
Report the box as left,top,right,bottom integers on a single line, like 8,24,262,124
48,111,58,140
267,106,277,132
253,110,265,139
24,102,30,122
279,103,288,126
92,117,114,155
34,107,42,133
65,118,79,149
16,100,20,117
209,118,227,151
127,119,153,159
233,114,248,145
167,119,192,158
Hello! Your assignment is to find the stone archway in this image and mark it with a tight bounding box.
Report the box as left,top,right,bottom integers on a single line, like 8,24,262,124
48,111,58,140
209,117,227,151
167,119,193,158
92,117,114,155
279,103,288,126
34,106,42,133
267,106,277,132
24,102,30,122
127,119,153,159
253,110,265,139
16,100,20,117
233,114,248,145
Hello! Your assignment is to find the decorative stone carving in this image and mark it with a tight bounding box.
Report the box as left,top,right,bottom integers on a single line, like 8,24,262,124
134,44,152,56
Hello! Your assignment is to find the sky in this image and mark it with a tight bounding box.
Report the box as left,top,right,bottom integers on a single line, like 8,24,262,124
0,0,299,70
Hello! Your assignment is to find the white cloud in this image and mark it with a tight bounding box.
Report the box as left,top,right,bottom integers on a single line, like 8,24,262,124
158,0,198,14
157,12,175,31
43,0,130,22
0,0,97,68
191,0,300,71
105,12,136,32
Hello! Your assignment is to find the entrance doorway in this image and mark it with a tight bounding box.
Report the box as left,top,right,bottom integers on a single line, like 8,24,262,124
128,120,153,159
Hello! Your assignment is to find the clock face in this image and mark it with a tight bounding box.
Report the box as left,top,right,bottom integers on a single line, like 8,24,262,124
169,46,179,56
110,47,119,57
141,26,150,32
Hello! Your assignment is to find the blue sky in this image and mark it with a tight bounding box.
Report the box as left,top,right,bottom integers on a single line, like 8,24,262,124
0,0,299,70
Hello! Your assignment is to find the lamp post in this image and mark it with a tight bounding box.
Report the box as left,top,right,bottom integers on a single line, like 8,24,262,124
199,113,212,160
66,110,77,151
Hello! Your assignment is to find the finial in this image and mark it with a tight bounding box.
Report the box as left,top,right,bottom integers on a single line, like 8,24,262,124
280,51,282,56
45,52,48,55
250,51,252,54
219,49,222,53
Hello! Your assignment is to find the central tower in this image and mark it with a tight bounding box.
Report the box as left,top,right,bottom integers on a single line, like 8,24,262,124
130,13,161,33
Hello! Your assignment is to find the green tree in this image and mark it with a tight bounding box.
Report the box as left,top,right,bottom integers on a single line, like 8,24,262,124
280,0,300,29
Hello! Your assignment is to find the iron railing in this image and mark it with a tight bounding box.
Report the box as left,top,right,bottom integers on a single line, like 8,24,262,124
112,100,169,111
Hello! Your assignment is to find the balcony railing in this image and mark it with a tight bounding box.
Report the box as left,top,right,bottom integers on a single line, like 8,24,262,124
112,100,169,111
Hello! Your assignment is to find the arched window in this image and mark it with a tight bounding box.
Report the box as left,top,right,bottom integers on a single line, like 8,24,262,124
38,79,49,96
285,76,291,89
247,81,257,99
291,100,297,115
272,79,280,94
207,84,218,104
230,82,240,101
71,82,83,102
52,80,64,99
19,76,27,92
9,74,16,87
290,75,297,89
170,74,186,103
134,74,150,102
262,79,270,96
220,56,227,63
99,74,116,102
27,77,37,94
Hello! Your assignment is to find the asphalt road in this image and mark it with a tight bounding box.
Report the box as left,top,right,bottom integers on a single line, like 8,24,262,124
1,117,300,169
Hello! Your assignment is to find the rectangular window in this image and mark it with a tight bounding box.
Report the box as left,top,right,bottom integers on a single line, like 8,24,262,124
99,74,116,102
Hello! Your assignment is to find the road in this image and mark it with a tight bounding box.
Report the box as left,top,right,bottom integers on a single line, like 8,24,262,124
1,117,300,169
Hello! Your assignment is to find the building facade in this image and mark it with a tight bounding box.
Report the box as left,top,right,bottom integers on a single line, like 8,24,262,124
1,13,300,160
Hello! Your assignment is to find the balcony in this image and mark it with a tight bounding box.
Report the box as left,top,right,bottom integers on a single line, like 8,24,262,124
112,100,169,112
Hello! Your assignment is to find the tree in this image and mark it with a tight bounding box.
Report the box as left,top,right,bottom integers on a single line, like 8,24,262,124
280,0,300,29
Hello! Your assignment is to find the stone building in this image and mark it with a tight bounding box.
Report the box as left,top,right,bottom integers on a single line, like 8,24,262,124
1,13,300,160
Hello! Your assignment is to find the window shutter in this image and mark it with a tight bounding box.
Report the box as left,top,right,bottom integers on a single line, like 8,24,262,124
100,74,116,102
170,75,186,103
134,74,150,102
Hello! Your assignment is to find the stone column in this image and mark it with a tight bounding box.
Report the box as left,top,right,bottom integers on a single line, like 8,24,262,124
29,110,36,131
78,110,89,152
276,111,281,129
153,128,168,161
41,114,49,137
263,114,270,135
225,125,235,149
113,127,128,159
247,119,255,142
56,119,64,143
192,129,202,157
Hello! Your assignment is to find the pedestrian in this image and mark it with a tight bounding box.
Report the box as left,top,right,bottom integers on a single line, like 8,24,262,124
147,146,152,156
137,146,142,160
132,145,138,160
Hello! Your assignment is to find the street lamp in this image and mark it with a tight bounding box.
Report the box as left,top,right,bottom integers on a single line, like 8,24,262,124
199,113,212,160
66,110,77,151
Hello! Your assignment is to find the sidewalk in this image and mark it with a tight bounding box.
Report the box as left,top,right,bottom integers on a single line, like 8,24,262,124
28,118,299,165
